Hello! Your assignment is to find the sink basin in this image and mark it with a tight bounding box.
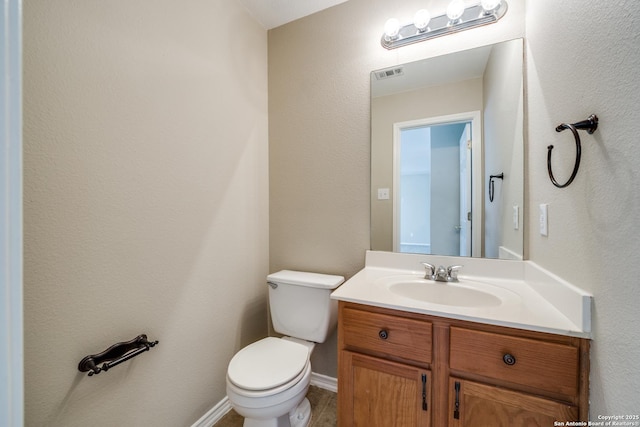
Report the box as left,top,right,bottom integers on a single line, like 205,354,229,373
375,276,519,308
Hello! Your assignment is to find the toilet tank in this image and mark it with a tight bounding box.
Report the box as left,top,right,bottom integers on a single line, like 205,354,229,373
267,270,344,343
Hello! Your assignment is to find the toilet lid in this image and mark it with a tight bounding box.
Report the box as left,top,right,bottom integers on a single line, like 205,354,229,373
228,337,309,391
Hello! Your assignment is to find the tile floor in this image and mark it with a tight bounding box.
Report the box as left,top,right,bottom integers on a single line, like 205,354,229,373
212,385,337,427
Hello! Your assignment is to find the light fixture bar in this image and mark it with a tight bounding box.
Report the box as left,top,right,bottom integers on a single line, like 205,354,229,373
381,2,508,50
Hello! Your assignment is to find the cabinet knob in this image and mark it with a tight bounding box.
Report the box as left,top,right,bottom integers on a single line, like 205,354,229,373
378,329,389,340
503,353,517,366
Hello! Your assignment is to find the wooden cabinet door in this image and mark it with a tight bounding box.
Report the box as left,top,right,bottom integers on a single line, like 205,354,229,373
447,378,578,427
339,350,431,427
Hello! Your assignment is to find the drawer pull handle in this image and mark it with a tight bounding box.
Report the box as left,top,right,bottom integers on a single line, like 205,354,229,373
378,329,389,340
503,353,517,366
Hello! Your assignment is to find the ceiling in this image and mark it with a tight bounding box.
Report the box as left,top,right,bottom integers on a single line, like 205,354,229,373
371,44,494,98
238,0,349,30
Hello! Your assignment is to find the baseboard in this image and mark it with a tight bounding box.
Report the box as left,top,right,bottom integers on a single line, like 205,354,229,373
310,372,338,393
190,396,232,427
190,373,337,427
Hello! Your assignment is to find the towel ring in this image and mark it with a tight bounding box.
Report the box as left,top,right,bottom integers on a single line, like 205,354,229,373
547,114,598,188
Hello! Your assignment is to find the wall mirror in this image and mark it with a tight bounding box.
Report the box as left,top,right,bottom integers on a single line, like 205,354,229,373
371,38,524,260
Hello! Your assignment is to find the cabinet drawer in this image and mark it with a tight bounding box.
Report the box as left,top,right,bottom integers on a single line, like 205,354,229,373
449,327,579,397
341,307,432,365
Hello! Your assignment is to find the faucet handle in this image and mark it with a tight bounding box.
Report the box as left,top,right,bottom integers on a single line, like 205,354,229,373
447,265,463,281
421,262,435,279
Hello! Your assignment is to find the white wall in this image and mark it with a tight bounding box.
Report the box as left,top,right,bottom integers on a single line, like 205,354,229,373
526,0,640,415
22,1,269,425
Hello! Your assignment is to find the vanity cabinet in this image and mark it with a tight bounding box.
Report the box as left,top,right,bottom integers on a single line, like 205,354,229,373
339,305,432,426
341,351,431,426
337,302,589,426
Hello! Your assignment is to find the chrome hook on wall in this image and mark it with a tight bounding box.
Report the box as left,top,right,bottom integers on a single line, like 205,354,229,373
547,114,598,188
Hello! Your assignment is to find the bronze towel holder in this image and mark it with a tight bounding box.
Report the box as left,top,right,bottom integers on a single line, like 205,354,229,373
547,114,598,188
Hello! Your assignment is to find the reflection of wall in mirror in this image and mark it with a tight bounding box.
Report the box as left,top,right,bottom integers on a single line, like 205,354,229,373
371,79,482,252
483,40,524,259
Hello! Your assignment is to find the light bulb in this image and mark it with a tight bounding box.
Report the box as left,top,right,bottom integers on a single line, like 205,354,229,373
481,0,501,12
413,9,431,32
384,18,400,39
446,0,465,22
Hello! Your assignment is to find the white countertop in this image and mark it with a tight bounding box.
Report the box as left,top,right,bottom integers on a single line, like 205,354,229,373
331,251,592,338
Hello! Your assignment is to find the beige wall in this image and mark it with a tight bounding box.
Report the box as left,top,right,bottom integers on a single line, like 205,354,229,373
268,0,525,377
269,0,640,412
23,1,268,426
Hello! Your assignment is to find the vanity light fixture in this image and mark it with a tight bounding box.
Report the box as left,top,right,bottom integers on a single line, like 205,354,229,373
413,9,431,32
446,0,466,22
383,17,401,40
381,0,508,49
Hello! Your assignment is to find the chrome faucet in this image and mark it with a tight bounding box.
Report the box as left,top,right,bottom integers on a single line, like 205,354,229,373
422,262,462,283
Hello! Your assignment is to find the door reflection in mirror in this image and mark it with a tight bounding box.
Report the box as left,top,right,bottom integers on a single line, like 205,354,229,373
395,118,476,257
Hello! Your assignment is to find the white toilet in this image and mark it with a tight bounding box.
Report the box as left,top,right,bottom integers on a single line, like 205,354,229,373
226,270,344,427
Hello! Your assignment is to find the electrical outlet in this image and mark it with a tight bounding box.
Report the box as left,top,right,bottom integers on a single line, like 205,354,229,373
513,205,519,230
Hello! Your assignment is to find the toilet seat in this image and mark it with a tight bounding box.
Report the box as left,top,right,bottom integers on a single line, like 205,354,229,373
228,337,309,393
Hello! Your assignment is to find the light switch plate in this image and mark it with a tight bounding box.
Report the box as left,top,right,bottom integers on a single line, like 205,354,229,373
377,188,390,200
539,204,548,236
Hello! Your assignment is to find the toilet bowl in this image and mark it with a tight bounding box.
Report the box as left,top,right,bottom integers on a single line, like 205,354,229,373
225,270,344,427
226,338,313,427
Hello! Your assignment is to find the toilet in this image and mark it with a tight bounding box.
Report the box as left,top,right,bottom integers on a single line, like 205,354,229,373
226,270,344,427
